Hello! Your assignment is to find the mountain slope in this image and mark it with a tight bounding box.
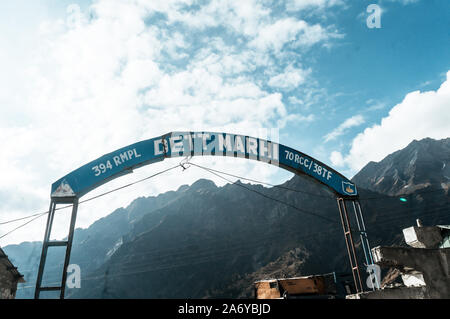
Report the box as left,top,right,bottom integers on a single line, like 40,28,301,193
352,137,450,196
4,188,188,298
68,176,342,298
68,177,439,299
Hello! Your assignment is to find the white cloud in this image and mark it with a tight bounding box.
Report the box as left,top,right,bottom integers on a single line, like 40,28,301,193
365,99,387,111
286,0,345,11
289,96,305,105
324,114,365,142
146,0,271,37
333,71,450,175
0,0,343,245
268,65,311,90
330,150,345,167
249,18,338,53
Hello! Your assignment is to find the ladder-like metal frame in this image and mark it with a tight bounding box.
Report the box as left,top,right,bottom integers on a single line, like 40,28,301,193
352,200,380,290
337,197,379,294
34,197,79,299
337,197,363,293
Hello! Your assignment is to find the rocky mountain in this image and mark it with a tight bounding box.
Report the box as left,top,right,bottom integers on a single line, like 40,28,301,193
67,176,344,299
4,188,189,298
352,137,450,196
4,137,449,299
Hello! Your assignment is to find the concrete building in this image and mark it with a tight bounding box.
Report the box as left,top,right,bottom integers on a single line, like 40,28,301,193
0,247,25,299
347,221,450,299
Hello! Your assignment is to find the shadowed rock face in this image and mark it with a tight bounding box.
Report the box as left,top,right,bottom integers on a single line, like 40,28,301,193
65,175,346,299
5,138,450,299
352,137,450,196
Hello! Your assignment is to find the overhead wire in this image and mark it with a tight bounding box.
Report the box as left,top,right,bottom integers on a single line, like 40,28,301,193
0,164,181,241
186,162,335,199
2,164,448,245
0,213,48,241
0,212,50,225
188,161,338,224
2,158,447,227
187,161,449,226
183,161,448,200
3,156,448,251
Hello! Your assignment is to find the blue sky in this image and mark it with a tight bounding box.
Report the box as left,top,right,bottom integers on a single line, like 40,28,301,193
0,0,449,245
283,0,450,168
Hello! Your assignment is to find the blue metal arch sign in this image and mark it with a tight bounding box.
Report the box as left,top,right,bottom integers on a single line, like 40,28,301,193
51,131,357,199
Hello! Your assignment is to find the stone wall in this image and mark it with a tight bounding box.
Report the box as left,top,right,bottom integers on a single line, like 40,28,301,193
0,262,18,299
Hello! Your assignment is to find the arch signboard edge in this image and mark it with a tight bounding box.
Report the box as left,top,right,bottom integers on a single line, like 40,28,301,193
50,131,358,200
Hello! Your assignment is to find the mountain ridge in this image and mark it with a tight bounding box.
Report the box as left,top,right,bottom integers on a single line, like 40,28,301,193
352,137,450,196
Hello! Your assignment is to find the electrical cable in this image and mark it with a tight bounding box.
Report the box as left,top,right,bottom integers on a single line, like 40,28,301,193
0,212,50,225
188,161,338,224
0,164,181,241
0,213,48,241
2,159,447,226
180,161,448,201
187,162,335,199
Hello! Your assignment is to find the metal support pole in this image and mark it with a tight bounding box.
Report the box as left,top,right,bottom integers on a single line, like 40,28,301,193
60,198,78,299
34,200,56,299
337,198,364,293
353,200,380,290
35,197,78,299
